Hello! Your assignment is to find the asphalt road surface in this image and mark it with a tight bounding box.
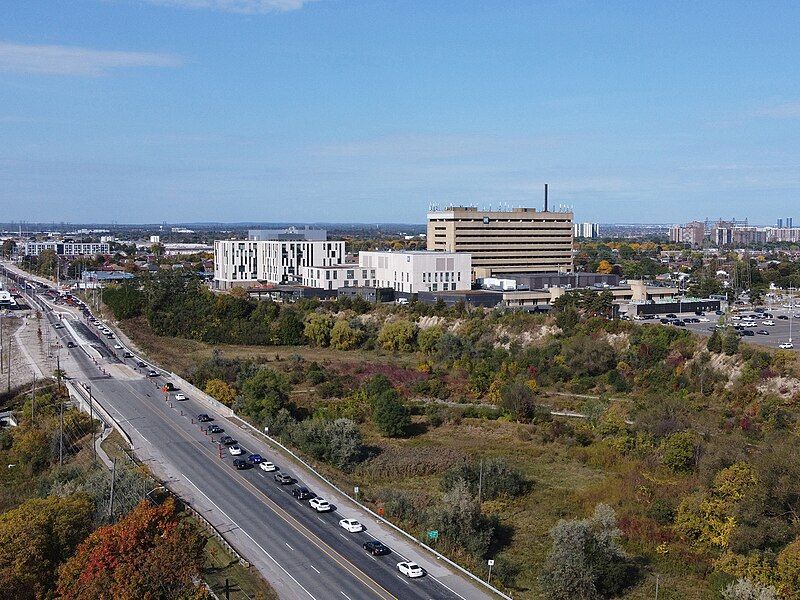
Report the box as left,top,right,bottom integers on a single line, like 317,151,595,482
7,270,493,600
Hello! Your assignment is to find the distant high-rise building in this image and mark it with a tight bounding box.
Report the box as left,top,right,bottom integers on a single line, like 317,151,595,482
573,222,600,239
777,218,784,228
670,221,706,247
788,217,794,228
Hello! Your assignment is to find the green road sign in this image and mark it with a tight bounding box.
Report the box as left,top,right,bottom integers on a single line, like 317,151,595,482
427,530,439,540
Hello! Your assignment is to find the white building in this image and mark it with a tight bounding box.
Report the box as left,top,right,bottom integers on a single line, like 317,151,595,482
359,251,471,294
299,264,375,290
22,242,110,257
213,239,346,289
573,222,600,239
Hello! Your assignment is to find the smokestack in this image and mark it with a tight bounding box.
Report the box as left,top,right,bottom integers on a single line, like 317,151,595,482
544,184,549,212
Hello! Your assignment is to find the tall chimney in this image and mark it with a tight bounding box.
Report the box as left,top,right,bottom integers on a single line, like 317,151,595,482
544,184,549,212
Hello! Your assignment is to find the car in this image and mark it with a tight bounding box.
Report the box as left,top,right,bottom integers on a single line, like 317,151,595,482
778,315,790,320
148,370,159,377
339,518,364,533
762,320,775,326
105,332,115,339
208,424,224,434
259,461,277,472
674,320,686,327
53,323,64,329
174,393,187,401
137,361,148,368
232,458,250,470
707,326,717,331
795,314,800,319
219,435,236,445
779,342,795,349
113,343,123,349
757,330,770,335
397,561,424,578
715,310,724,315
228,445,243,456
309,497,332,512
274,472,293,485
659,318,670,324
695,310,705,316
123,351,133,358
292,486,314,500
362,540,390,556
248,453,264,464
741,330,754,337
66,341,76,348
666,313,677,319
197,413,213,422
698,317,710,322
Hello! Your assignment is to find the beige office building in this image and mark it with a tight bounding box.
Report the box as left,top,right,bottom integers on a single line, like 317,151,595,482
427,206,573,277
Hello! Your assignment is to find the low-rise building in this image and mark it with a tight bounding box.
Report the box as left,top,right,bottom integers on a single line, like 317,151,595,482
359,250,472,294
23,242,110,257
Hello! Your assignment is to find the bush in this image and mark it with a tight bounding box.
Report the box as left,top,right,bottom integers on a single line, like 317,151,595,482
426,479,495,557
377,319,417,352
303,312,333,347
330,320,362,350
238,368,291,423
372,390,411,437
661,432,697,472
440,458,529,500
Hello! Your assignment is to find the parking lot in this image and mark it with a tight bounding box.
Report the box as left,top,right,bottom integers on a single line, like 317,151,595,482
653,306,799,351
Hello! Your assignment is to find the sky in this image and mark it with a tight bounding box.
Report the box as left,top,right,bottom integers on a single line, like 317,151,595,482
2,1,800,225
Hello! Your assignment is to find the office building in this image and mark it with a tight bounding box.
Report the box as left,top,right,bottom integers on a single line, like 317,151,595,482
427,206,573,277
22,242,110,257
359,250,471,294
573,222,600,239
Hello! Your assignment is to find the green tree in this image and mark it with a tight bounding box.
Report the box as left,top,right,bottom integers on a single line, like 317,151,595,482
330,320,362,350
500,379,538,421
372,390,411,437
707,329,723,353
777,535,800,599
723,328,741,355
417,326,444,355
303,312,333,347
239,368,290,423
426,479,495,556
377,319,417,352
661,432,696,472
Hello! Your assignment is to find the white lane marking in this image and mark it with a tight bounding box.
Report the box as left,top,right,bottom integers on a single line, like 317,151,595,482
340,533,349,541
181,473,317,600
396,575,410,585
340,592,353,600
317,516,326,523
285,542,294,551
310,564,320,574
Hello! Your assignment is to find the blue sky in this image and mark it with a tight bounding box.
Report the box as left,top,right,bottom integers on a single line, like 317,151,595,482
2,1,800,225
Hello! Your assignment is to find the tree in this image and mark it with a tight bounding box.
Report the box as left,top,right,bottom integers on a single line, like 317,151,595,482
597,260,614,274
57,498,206,600
500,379,538,421
707,329,723,353
372,390,411,437
417,326,444,355
0,494,94,599
539,504,634,600
330,320,362,350
426,479,495,556
723,328,741,355
1,239,15,259
777,535,800,599
303,312,333,347
102,283,144,320
722,579,778,600
661,432,696,472
563,335,617,377
239,368,290,423
204,378,236,406
377,319,417,352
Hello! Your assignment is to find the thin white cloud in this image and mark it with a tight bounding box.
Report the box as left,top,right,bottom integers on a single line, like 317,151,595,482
143,0,314,13
753,102,800,119
0,42,182,76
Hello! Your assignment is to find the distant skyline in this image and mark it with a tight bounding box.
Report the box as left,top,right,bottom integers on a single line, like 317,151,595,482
3,1,800,224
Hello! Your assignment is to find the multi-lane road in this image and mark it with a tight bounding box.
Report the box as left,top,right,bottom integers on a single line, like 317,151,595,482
3,264,496,600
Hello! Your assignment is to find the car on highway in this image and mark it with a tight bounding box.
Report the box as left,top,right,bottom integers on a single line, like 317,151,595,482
757,330,770,336
659,318,670,324
397,561,424,578
54,323,64,329
123,351,133,358
137,361,148,368
208,424,224,433
292,486,314,500
197,413,213,422
232,459,249,470
309,497,331,512
113,343,123,349
174,393,187,401
259,461,277,472
148,370,159,377
105,332,115,339
66,341,76,348
274,472,293,485
219,435,236,445
779,342,795,349
228,445,243,456
248,453,264,464
362,540,390,556
339,518,364,533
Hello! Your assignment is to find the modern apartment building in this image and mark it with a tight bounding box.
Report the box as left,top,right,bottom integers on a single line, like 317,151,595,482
573,222,600,239
299,263,375,290
22,241,110,256
669,221,706,247
359,250,471,293
213,239,346,289
427,206,573,277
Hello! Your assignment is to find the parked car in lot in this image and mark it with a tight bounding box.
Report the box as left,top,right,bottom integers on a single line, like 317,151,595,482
778,315,790,320
259,461,277,472
762,320,775,326
274,472,293,485
779,342,795,349
219,435,236,445
228,445,243,456
397,561,424,578
232,459,249,470
309,497,332,512
362,540,390,556
174,393,187,401
339,518,364,533
197,413,213,422
248,453,264,464
113,343,123,349
54,323,64,329
208,424,224,434
757,330,770,335
292,486,314,500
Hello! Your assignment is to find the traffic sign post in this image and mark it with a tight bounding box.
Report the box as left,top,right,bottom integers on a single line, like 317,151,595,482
487,559,495,583
427,530,439,541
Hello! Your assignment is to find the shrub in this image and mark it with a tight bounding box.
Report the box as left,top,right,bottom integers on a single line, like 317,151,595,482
440,458,529,500
330,320,362,350
204,378,236,406
661,432,696,472
372,390,411,437
426,479,495,557
377,319,417,352
303,312,333,347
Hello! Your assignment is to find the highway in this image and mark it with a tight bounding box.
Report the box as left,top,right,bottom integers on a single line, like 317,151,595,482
3,265,496,600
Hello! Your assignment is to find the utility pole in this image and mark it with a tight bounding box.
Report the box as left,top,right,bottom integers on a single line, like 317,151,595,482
108,458,117,521
478,457,484,504
89,385,96,463
655,574,660,600
59,393,64,467
31,374,36,424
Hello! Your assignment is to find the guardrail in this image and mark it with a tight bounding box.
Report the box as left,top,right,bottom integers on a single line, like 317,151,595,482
67,378,134,450
233,417,513,600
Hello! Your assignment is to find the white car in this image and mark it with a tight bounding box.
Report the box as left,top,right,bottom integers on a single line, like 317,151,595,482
779,342,795,349
339,518,364,533
114,343,123,349
259,461,277,472
697,317,709,322
228,445,243,456
309,497,332,512
762,320,775,326
174,393,187,401
397,561,424,578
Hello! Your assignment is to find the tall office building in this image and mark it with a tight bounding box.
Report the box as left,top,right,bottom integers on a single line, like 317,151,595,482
427,206,573,276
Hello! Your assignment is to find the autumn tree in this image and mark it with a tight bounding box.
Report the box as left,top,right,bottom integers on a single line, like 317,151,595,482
303,312,333,347
377,319,417,352
204,378,236,406
57,498,206,600
330,320,362,350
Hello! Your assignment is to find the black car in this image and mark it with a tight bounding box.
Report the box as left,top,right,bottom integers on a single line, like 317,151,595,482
778,315,790,320
660,318,670,324
124,351,133,358
362,540,391,556
715,310,724,315
274,472,293,485
197,413,213,422
665,313,677,319
674,320,686,327
233,459,250,470
292,486,313,500
208,424,224,434
740,330,754,337
137,361,148,368
66,341,76,348
219,435,237,445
